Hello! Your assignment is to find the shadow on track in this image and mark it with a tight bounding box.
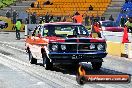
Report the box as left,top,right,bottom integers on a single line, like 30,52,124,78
35,62,129,76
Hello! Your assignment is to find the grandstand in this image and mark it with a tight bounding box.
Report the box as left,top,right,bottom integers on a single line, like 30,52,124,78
116,1,132,25
0,0,127,24
27,0,111,17
0,0,35,17
104,0,125,20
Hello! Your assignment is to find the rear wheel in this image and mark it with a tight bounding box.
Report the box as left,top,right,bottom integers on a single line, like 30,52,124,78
91,62,102,70
43,55,53,70
28,51,37,64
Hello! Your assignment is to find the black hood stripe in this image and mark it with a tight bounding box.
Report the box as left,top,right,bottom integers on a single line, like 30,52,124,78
65,38,105,43
65,39,77,42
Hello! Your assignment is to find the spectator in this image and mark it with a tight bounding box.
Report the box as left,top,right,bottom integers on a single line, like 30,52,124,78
101,17,105,21
120,16,126,27
62,16,66,22
72,11,83,24
90,14,94,25
45,12,50,23
125,17,132,33
44,0,53,5
74,11,80,15
37,2,40,8
125,0,132,3
72,11,79,23
125,0,128,3
25,17,29,24
57,16,61,22
96,14,100,22
15,19,22,40
92,22,102,38
31,2,34,8
12,10,18,24
89,5,93,11
6,10,11,18
109,15,114,21
40,16,45,24
50,15,54,22
85,14,89,26
30,13,36,24
121,9,124,14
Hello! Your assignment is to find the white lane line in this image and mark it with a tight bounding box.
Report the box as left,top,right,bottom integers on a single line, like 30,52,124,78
0,53,81,88
0,55,63,88
0,41,25,53
0,53,30,66
3,44,25,52
0,56,21,71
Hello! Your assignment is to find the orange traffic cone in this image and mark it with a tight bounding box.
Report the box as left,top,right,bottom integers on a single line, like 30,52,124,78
122,26,129,43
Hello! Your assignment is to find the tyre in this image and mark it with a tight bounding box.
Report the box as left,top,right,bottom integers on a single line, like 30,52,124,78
91,62,102,70
43,55,53,70
72,62,79,69
76,75,86,85
28,51,37,64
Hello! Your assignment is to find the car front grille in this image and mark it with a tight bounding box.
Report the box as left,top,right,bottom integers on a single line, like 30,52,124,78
49,43,106,52
65,43,105,52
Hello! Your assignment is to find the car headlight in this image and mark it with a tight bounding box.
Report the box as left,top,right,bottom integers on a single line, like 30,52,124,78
89,44,95,50
61,45,66,50
97,44,104,50
52,44,58,51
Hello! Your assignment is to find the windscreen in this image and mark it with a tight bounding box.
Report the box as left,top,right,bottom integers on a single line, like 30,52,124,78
42,25,89,37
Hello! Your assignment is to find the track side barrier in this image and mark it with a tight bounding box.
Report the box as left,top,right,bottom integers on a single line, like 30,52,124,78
106,41,132,59
0,16,25,32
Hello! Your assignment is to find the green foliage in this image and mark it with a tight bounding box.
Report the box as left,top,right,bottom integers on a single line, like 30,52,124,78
0,0,16,8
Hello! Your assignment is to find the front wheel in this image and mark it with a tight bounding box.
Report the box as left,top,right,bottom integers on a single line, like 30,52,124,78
43,56,53,70
91,62,102,70
28,51,37,64
72,62,79,69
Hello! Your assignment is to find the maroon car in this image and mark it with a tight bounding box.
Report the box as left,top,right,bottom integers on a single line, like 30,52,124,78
99,20,124,32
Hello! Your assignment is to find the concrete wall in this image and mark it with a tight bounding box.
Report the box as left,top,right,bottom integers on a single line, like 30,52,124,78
106,41,132,59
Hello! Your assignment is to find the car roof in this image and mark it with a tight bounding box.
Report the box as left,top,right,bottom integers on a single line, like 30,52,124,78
43,22,82,26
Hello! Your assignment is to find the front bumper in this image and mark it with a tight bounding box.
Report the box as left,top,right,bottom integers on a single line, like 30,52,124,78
48,51,107,63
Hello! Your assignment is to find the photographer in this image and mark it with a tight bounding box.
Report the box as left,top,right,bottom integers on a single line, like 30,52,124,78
125,17,132,33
